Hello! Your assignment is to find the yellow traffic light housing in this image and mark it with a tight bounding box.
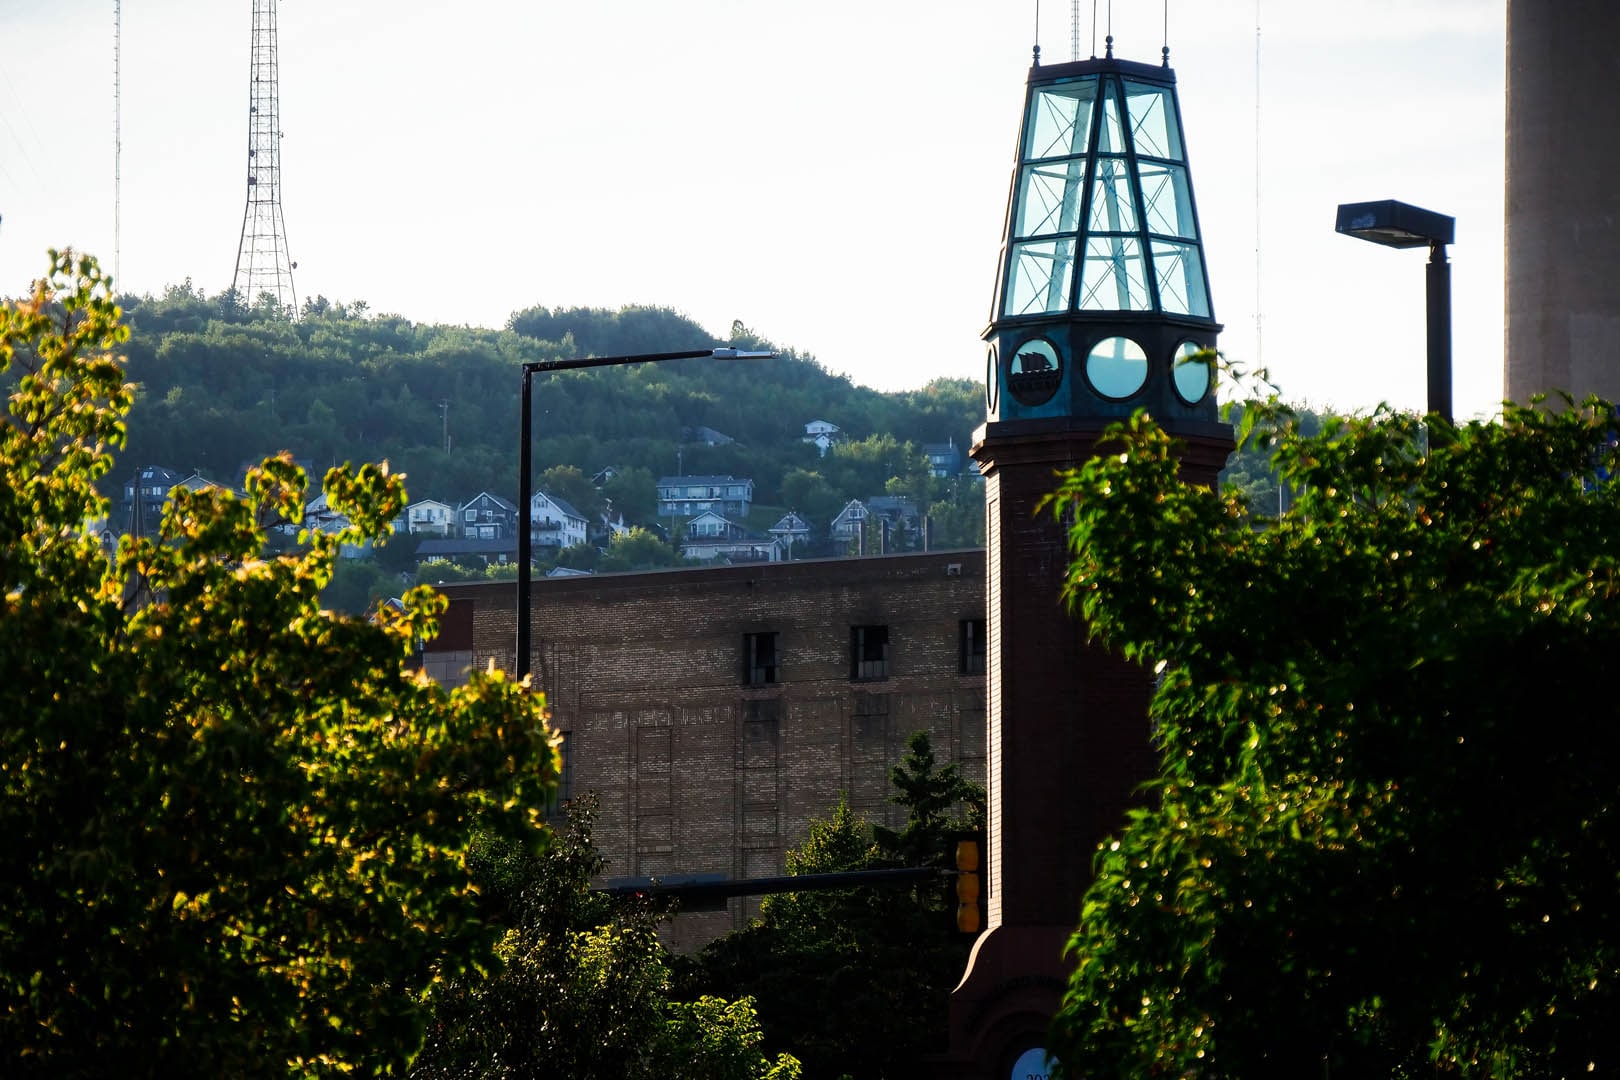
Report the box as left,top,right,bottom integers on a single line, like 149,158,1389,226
955,838,982,935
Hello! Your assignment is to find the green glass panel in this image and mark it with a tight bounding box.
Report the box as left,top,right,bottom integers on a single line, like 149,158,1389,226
1024,78,1098,161
1079,236,1151,312
1016,159,1086,238
1005,238,1077,317
1123,81,1183,160
1150,240,1210,317
1096,78,1126,155
1088,156,1138,234
1139,162,1197,239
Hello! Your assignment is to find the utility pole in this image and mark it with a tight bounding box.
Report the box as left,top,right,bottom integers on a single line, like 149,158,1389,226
438,399,450,453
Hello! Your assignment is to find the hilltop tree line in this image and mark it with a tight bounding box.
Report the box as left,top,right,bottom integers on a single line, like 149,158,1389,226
109,284,985,543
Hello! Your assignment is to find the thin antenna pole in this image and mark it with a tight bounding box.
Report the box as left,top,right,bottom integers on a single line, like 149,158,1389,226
1091,0,1098,58
1255,0,1263,369
1105,0,1113,58
1163,0,1170,64
113,0,121,285
1033,0,1041,64
1071,0,1081,62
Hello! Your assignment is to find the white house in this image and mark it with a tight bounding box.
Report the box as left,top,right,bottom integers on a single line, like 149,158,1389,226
680,510,781,563
803,419,840,457
405,499,456,537
530,490,589,550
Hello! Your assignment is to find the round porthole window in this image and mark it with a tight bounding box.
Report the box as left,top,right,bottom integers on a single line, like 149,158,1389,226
1006,337,1063,406
985,343,1000,413
1085,336,1148,400
1171,340,1212,404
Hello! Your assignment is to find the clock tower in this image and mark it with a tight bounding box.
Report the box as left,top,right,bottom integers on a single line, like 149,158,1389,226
947,48,1232,1078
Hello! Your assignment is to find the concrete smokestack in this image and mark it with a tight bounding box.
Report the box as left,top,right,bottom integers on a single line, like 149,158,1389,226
1505,1,1620,404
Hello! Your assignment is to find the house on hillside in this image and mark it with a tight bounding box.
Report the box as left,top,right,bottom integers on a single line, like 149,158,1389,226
682,425,735,446
417,537,517,568
591,466,619,487
803,419,840,457
923,438,963,478
829,499,868,544
174,470,241,498
598,508,631,541
680,510,780,563
312,516,373,560
865,495,920,529
405,499,456,537
459,492,519,541
865,495,922,552
530,490,589,551
768,511,812,559
121,465,184,538
657,475,754,519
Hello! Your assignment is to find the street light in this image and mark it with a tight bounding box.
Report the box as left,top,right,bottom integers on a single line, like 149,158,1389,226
1335,199,1456,423
516,347,776,679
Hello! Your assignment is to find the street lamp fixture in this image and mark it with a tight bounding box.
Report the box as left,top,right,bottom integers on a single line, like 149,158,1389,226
516,347,776,679
1335,198,1456,423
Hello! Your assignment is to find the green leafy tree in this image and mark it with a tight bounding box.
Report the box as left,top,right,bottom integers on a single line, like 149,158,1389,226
598,525,687,573
1046,399,1620,1077
413,797,800,1080
554,542,601,572
0,252,558,1076
538,463,603,522
601,465,656,525
688,732,983,1079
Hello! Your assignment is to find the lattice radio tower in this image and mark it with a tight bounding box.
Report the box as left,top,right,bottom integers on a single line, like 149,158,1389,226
232,0,298,318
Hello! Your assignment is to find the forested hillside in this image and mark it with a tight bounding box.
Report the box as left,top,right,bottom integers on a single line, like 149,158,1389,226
112,286,984,535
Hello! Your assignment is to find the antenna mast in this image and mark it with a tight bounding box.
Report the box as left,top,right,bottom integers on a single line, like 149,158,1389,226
113,0,121,285
1071,0,1081,61
232,0,298,319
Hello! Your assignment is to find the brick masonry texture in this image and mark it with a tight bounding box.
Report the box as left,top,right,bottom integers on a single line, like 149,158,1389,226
428,550,987,949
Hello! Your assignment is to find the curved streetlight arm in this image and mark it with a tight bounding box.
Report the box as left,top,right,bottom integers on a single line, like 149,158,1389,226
517,347,777,679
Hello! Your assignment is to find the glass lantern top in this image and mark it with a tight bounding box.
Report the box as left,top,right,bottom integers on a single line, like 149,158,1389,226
997,57,1214,324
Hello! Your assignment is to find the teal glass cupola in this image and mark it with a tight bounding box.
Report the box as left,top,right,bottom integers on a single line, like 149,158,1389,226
984,51,1220,424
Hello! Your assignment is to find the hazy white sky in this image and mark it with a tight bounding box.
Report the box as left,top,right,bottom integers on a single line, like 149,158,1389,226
0,1,1505,417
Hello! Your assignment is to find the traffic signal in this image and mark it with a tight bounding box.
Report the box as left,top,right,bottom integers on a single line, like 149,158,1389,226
955,837,982,935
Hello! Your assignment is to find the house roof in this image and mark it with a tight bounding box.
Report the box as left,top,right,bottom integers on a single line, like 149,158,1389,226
681,425,735,445
462,491,518,513
865,495,918,515
657,475,752,487
416,537,518,557
534,490,587,522
407,498,454,512
128,465,183,487
769,511,811,533
686,509,741,527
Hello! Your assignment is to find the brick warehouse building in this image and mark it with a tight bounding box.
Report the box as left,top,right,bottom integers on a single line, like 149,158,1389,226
424,549,987,947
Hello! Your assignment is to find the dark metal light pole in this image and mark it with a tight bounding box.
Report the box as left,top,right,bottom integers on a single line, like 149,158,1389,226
1335,199,1457,424
516,347,775,680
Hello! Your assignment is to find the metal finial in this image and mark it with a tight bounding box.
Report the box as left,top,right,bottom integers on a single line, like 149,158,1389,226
1163,45,1171,66
1105,33,1114,58
1033,43,1042,65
